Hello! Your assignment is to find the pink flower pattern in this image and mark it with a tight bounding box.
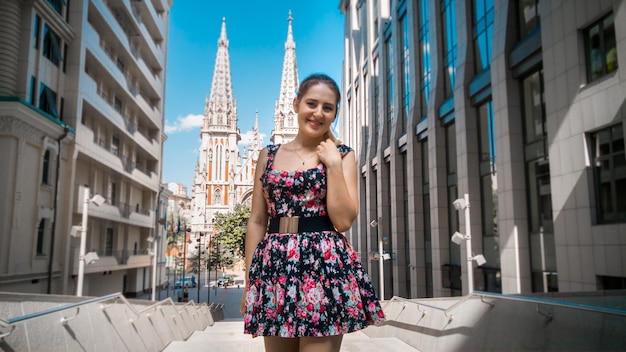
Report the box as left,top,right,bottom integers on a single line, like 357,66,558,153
243,144,385,338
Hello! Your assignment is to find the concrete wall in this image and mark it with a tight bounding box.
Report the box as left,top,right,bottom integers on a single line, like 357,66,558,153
364,291,626,351
0,292,221,352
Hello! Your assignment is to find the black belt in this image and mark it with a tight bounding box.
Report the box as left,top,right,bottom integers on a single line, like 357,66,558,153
268,215,335,233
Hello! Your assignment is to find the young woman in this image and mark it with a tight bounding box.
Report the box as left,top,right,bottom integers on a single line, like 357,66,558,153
240,73,385,352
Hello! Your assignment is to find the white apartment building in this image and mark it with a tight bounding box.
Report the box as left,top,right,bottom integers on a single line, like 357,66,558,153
0,0,171,297
339,0,625,299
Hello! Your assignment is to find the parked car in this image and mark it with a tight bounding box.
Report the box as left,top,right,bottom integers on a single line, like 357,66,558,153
217,274,234,287
174,277,196,288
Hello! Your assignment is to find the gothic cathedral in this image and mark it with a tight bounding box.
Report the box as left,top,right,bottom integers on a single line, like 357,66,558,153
189,13,300,236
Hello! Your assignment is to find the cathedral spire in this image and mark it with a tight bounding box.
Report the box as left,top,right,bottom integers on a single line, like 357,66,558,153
191,18,245,238
204,17,237,131
270,10,299,144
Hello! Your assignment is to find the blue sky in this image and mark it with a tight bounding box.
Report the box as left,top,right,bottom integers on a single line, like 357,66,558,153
163,2,345,193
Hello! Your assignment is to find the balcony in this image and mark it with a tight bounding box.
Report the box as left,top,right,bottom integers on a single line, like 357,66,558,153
74,185,155,228
71,248,152,275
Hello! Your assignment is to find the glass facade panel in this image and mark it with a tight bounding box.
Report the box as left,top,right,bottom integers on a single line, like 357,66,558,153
518,0,540,38
591,123,626,223
585,13,618,81
418,0,431,119
472,0,494,73
386,36,394,146
400,13,410,133
441,0,457,98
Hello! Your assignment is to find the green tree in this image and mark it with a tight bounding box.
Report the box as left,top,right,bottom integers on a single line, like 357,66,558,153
214,204,249,259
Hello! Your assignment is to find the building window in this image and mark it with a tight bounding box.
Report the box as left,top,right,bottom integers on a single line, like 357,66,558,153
374,58,380,140
399,9,410,133
590,123,626,223
114,96,122,113
109,181,117,205
585,13,618,82
441,0,457,99
43,24,62,66
421,138,433,297
478,101,501,278
472,0,494,73
111,136,120,156
47,0,64,15
42,150,51,185
30,76,37,104
521,69,557,293
418,0,431,120
385,35,394,146
39,83,59,118
37,219,46,256
214,188,222,204
34,15,41,49
445,122,461,296
106,228,114,256
518,0,540,38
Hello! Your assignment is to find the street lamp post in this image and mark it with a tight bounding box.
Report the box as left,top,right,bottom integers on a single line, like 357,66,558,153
147,234,157,301
451,193,486,294
75,185,105,297
195,233,205,301
369,219,385,301
214,234,219,296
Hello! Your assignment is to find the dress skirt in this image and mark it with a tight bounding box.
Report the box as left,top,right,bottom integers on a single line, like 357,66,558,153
243,229,385,338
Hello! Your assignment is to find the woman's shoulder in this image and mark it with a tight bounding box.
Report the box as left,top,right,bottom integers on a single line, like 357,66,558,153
264,144,280,153
336,143,353,157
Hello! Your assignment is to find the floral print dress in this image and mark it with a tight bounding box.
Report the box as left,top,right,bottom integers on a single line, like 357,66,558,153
243,144,385,338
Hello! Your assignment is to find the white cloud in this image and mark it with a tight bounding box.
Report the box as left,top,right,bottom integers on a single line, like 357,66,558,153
164,114,203,134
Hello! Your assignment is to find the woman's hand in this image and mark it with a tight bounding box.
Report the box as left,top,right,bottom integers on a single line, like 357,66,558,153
317,139,341,167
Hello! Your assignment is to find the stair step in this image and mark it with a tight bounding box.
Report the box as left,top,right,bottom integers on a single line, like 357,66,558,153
164,320,419,352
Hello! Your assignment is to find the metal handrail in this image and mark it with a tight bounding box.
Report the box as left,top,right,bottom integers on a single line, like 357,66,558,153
0,292,210,339
387,294,475,321
474,290,626,317
4,292,121,325
386,290,626,324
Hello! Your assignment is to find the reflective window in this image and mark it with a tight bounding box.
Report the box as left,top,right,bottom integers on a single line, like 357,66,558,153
39,83,58,118
43,24,62,66
585,13,618,82
418,0,431,119
518,0,540,38
37,219,46,256
400,12,410,133
385,36,394,146
590,123,626,223
478,101,500,273
47,0,63,15
441,0,457,98
472,0,494,73
42,150,51,185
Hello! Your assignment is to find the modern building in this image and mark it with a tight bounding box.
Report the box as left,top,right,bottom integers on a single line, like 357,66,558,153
0,0,172,297
339,0,625,299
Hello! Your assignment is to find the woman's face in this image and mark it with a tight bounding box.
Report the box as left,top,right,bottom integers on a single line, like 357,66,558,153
293,83,337,138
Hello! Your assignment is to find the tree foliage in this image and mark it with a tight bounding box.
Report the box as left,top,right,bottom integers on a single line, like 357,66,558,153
214,204,249,259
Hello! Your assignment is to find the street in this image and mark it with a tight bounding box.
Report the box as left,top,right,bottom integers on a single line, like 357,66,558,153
155,269,245,320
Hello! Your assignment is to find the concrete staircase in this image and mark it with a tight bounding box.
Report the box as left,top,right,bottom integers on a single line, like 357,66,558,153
163,320,419,352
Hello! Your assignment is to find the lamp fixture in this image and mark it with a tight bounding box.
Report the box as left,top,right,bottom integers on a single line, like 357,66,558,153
474,254,487,266
84,252,99,265
451,231,466,245
70,225,82,238
453,197,467,210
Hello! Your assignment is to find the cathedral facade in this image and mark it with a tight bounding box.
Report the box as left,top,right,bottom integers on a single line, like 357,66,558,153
188,13,299,241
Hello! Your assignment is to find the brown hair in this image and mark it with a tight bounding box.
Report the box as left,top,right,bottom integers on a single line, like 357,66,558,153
296,73,341,143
